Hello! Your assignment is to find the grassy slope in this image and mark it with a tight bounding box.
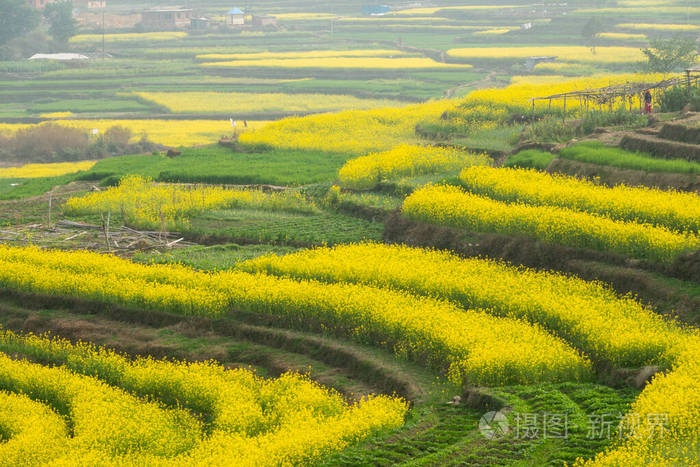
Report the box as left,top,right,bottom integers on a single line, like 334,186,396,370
85,145,352,186
560,141,700,175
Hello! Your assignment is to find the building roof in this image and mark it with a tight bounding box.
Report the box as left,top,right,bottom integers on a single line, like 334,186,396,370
227,7,244,15
29,53,89,61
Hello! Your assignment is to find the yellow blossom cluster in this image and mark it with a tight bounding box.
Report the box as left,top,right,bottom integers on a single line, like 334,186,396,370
0,330,407,465
239,99,455,154
458,166,700,233
0,245,592,386
0,390,69,465
338,144,491,190
64,175,316,229
133,91,407,114
241,243,694,369
0,160,96,179
401,184,700,262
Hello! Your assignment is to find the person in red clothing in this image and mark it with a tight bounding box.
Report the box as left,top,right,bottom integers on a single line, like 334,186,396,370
644,89,653,114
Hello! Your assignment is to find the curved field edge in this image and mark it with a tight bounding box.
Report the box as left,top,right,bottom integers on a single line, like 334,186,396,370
0,292,638,466
0,288,430,402
0,330,407,465
0,245,592,387
240,243,694,370
401,184,699,263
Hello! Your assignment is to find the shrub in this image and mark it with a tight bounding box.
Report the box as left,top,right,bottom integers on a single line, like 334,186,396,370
11,123,88,163
521,117,576,143
659,85,700,112
578,109,647,134
103,125,132,146
1,123,156,163
503,150,556,169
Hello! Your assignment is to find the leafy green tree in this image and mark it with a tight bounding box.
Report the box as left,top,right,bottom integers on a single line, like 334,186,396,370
642,37,698,73
44,1,77,43
0,0,40,46
582,17,605,54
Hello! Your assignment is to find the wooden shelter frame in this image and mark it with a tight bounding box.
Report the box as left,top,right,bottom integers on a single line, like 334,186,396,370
529,74,700,119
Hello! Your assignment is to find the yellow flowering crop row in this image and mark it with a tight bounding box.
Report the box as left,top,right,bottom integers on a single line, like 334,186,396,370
196,49,410,60
201,57,472,70
70,31,187,43
447,46,645,64
338,144,491,190
241,243,694,369
38,111,73,118
133,91,407,114
64,175,316,229
239,99,455,154
272,13,339,20
473,28,518,35
0,351,202,463
463,73,669,111
237,73,667,156
0,119,268,147
596,32,647,40
387,5,525,15
0,331,406,466
580,340,700,466
0,390,69,465
617,22,700,31
617,0,675,5
335,16,449,22
574,6,700,14
0,160,96,179
0,245,592,386
402,184,700,262
458,166,700,233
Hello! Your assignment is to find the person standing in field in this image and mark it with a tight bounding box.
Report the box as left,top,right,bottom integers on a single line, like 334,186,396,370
644,90,653,114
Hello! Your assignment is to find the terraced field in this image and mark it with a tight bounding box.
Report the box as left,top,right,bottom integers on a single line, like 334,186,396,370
1,0,699,465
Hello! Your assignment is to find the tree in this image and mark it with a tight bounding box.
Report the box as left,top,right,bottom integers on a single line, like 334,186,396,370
0,0,40,46
642,37,699,73
44,1,77,43
582,17,605,54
